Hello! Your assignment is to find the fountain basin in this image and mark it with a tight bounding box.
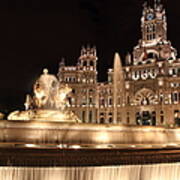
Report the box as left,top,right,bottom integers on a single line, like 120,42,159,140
0,120,180,149
0,120,180,179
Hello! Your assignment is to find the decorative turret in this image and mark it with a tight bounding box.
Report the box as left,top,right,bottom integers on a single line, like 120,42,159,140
76,45,98,84
80,45,97,57
78,45,98,70
125,53,132,66
59,57,65,67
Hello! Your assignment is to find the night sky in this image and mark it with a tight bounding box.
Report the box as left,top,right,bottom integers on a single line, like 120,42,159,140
0,0,179,112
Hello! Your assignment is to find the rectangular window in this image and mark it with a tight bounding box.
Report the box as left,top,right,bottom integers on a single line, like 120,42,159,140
160,116,164,124
82,111,86,122
89,111,92,122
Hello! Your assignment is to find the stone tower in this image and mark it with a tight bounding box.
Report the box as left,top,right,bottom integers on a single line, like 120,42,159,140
133,0,177,65
141,0,167,43
78,45,98,84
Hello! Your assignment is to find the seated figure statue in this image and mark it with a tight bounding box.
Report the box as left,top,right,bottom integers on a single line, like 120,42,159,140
8,69,80,123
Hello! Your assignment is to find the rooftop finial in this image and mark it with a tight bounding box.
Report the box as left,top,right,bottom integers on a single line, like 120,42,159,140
143,1,148,8
81,45,86,56
154,0,157,8
154,0,161,8
59,57,65,67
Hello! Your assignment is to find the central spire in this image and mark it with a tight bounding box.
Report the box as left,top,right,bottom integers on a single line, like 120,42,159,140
143,0,162,8
154,0,162,8
154,0,157,8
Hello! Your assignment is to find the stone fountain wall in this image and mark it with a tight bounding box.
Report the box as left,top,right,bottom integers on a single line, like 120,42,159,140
0,120,180,148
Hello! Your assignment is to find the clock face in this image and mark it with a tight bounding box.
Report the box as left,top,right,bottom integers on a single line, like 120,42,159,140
146,13,154,20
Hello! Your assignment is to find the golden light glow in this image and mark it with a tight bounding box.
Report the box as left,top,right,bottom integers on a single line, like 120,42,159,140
25,144,37,148
96,132,109,143
69,145,81,149
158,80,164,86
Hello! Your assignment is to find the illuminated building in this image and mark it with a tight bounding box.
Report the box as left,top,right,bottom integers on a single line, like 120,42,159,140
1,1,180,180
58,0,180,126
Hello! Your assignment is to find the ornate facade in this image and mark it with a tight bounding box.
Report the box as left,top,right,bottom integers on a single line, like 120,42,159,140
58,0,180,126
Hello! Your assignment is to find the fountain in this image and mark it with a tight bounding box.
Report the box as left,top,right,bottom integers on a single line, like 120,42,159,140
113,53,125,123
7,69,80,123
0,121,179,179
1,69,180,179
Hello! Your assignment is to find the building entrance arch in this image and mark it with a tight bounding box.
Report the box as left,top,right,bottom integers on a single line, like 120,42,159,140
134,88,157,126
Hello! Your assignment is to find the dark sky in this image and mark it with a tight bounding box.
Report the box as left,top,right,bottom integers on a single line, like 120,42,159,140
0,0,179,111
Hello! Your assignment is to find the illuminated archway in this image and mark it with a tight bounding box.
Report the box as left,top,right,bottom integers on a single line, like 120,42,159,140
134,88,158,106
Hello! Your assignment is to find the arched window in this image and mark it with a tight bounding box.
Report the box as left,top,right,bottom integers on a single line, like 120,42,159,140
89,89,93,93
174,110,180,126
83,61,87,66
109,117,113,123
172,92,178,102
90,61,94,66
68,97,72,105
100,118,105,124
100,98,105,106
160,110,164,124
89,97,93,105
147,53,155,59
109,112,113,116
82,97,86,105
109,98,112,106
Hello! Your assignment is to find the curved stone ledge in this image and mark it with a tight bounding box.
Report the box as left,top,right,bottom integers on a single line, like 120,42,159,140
0,120,179,149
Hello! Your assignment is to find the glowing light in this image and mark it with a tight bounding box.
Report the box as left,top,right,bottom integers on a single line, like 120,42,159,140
130,145,136,148
57,144,68,148
167,143,179,147
175,113,178,118
158,62,163,68
70,145,81,149
125,83,130,89
126,67,130,72
25,144,37,148
96,132,109,143
158,80,164,86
